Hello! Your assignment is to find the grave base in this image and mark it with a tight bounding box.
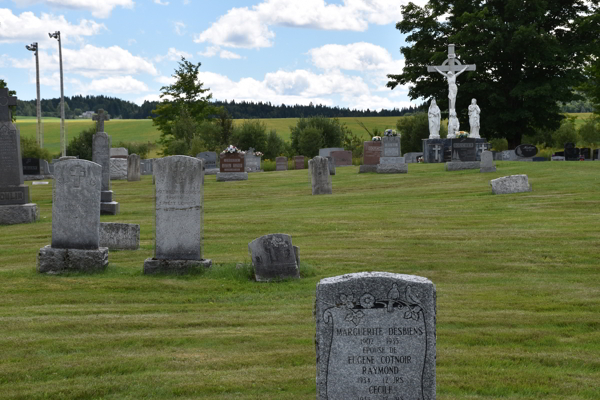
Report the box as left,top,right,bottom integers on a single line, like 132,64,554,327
99,222,140,250
376,163,408,174
23,174,53,181
446,161,480,171
143,258,212,274
216,172,248,182
204,168,219,175
100,201,119,215
358,165,378,173
38,245,108,274
480,166,497,173
0,203,38,225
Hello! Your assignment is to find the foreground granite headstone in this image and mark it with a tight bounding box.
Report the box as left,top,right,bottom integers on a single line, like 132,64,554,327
144,156,211,274
248,233,299,281
490,174,532,195
127,154,141,181
479,151,496,173
315,272,436,400
359,141,381,173
0,88,38,225
38,159,108,273
92,131,119,214
217,152,248,181
309,156,332,195
276,156,288,171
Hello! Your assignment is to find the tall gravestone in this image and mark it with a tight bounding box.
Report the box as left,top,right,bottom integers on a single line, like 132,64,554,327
144,156,211,274
377,136,407,174
217,152,248,182
38,159,108,273
359,141,381,173
315,272,436,400
248,233,299,281
294,156,305,170
245,148,262,172
0,88,38,225
309,156,332,195
92,117,119,215
127,153,141,181
276,156,288,171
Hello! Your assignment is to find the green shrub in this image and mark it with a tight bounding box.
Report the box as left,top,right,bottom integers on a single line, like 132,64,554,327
552,118,579,148
578,117,600,147
490,138,508,151
297,126,323,157
396,113,447,154
116,141,151,159
264,129,286,159
66,124,95,160
20,136,51,161
232,120,267,152
290,116,350,156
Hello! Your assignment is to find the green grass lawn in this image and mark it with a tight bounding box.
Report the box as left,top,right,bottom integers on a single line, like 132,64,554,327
1,162,599,399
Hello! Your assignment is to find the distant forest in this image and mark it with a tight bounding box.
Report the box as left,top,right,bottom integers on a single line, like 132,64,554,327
15,95,425,119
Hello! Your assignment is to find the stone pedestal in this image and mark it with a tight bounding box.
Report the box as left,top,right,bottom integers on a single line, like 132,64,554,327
423,138,490,163
0,203,38,225
216,172,248,182
38,245,108,274
100,190,119,215
143,258,212,274
358,165,377,173
377,164,408,174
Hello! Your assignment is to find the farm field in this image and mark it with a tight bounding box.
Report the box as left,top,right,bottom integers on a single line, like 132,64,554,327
1,162,599,399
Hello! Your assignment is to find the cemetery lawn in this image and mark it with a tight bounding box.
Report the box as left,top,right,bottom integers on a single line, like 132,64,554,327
1,162,600,400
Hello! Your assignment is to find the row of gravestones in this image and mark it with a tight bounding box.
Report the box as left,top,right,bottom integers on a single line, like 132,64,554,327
554,144,600,161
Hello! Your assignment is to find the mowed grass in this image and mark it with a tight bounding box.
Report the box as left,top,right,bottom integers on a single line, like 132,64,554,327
1,162,600,399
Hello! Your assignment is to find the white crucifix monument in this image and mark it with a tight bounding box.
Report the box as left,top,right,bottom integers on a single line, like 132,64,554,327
428,44,476,112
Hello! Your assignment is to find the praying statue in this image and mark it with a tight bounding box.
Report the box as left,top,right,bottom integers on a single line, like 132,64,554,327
468,98,481,138
428,99,441,138
434,65,469,111
447,109,460,138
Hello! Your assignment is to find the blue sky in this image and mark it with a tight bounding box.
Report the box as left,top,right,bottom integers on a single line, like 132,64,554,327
0,0,428,110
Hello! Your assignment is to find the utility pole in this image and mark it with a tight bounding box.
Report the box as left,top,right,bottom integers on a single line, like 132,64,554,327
25,42,43,148
48,31,65,156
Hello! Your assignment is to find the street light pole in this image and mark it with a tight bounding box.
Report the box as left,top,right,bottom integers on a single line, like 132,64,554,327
26,42,43,148
49,31,65,156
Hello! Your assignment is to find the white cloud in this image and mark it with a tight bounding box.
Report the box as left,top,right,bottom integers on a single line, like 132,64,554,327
155,75,175,85
198,46,219,57
219,49,242,59
128,38,137,46
0,9,105,43
84,76,150,94
194,0,429,49
135,94,163,104
10,0,134,19
154,0,169,5
155,47,192,62
174,21,186,36
183,0,190,4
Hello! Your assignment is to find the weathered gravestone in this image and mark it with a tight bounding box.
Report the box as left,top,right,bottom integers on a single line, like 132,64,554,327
38,159,108,273
319,147,344,158
294,156,305,169
330,150,353,167
92,130,119,215
127,154,141,181
479,150,496,173
490,174,532,195
446,138,480,171
110,158,127,180
245,148,262,172
99,222,140,250
0,88,38,225
315,272,436,400
377,136,407,174
359,141,381,173
217,152,248,181
248,233,299,281
309,156,332,195
144,156,211,274
326,156,336,175
276,156,288,171
196,151,218,174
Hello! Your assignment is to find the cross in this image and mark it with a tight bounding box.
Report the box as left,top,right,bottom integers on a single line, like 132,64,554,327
0,88,18,122
427,44,476,75
92,109,110,133
431,144,442,162
477,143,488,153
70,166,85,188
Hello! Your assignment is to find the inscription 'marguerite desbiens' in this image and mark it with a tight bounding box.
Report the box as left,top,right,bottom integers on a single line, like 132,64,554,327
316,272,436,400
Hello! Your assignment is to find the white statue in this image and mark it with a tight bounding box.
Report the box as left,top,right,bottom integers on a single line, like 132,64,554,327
434,65,469,110
468,98,481,138
447,109,460,138
428,99,441,138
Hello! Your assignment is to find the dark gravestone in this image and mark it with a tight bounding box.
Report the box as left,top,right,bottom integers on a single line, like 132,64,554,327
363,141,381,165
315,272,436,400
515,144,538,158
554,151,565,157
564,144,580,161
219,153,245,173
532,157,547,162
276,156,288,171
580,148,591,160
451,138,477,161
294,156,305,169
594,149,600,160
22,158,40,175
330,150,353,167
248,233,299,282
197,152,217,169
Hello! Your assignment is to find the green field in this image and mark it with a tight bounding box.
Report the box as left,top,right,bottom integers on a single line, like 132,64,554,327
1,162,599,399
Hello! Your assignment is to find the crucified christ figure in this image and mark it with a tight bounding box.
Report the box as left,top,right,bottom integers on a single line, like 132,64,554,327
434,65,469,110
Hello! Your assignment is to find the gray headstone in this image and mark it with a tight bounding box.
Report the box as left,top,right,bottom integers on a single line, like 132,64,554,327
330,150,353,167
51,159,102,250
381,136,401,157
248,233,299,281
110,147,128,159
319,147,344,158
99,222,140,250
276,156,288,171
0,122,29,205
326,156,336,175
479,150,496,173
404,152,424,163
245,148,262,172
196,152,217,169
127,154,141,181
490,174,532,194
110,158,127,180
92,132,111,192
309,156,332,195
315,272,436,400
153,156,204,260
92,109,110,133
